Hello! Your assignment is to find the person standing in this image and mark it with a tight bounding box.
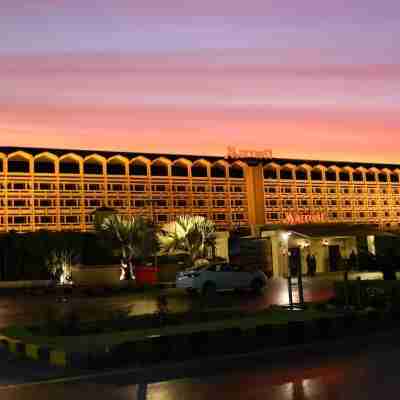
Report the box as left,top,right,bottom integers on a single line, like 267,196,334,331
306,253,313,276
348,250,357,271
311,254,317,276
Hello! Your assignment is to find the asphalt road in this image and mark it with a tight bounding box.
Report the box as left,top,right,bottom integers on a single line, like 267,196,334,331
0,277,335,330
1,328,399,399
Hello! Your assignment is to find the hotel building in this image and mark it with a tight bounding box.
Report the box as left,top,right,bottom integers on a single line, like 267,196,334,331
0,146,398,276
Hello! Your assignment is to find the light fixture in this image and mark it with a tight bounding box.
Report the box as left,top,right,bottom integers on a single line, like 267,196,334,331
281,231,292,241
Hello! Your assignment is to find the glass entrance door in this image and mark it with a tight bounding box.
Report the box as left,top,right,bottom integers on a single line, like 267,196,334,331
329,245,341,271
289,247,301,277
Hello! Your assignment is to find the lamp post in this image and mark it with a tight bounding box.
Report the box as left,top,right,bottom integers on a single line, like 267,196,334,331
145,198,158,267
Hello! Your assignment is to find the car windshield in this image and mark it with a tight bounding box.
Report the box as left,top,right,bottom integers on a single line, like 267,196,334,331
183,263,209,272
207,263,231,272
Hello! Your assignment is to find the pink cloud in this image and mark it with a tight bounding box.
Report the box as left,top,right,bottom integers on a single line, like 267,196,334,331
1,102,399,163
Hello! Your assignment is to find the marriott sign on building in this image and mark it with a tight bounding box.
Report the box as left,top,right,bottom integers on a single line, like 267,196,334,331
225,146,273,160
0,146,395,277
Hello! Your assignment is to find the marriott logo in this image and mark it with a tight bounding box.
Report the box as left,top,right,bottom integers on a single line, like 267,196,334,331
225,146,273,160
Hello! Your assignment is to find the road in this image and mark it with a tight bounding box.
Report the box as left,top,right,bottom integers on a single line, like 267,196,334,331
0,277,335,329
0,328,399,399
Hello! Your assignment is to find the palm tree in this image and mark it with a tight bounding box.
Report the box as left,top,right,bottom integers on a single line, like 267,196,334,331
158,215,216,267
101,215,156,280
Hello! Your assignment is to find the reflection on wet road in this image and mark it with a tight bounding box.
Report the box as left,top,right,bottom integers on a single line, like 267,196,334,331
0,329,399,399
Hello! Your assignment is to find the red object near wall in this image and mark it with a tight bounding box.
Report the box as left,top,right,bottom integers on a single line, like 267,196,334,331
135,265,159,286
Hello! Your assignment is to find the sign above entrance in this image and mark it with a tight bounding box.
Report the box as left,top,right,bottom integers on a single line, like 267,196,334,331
284,212,327,225
225,146,273,160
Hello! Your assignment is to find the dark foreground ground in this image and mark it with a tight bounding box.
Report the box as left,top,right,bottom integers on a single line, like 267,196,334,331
0,273,387,400
0,327,399,399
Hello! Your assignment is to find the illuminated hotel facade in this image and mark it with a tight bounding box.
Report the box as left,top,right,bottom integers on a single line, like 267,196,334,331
1,146,400,233
1,146,398,275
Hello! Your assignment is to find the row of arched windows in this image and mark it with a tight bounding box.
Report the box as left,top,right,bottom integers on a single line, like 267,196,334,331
3,151,399,182
0,152,245,178
263,164,400,183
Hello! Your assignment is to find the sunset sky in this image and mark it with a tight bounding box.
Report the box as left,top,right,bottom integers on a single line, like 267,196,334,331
1,1,399,162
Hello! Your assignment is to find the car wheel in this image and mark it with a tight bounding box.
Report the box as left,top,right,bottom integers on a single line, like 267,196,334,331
251,279,264,295
202,281,216,297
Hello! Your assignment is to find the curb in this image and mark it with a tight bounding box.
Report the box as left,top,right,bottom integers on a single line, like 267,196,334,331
2,309,400,369
0,336,61,367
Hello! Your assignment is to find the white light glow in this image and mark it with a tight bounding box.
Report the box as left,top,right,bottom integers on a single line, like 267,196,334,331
281,231,292,241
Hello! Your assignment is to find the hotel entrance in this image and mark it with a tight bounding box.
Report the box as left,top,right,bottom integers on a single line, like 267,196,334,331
260,223,385,277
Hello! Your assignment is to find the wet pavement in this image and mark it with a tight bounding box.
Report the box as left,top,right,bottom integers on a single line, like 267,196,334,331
0,277,335,329
0,328,399,399
0,274,395,399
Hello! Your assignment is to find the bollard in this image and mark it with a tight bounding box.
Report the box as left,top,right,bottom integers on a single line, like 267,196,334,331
344,269,350,308
297,272,305,306
137,383,148,400
287,276,293,308
356,277,362,309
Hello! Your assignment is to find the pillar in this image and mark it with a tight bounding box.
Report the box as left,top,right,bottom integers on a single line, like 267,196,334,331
367,235,376,255
261,230,287,277
215,231,230,261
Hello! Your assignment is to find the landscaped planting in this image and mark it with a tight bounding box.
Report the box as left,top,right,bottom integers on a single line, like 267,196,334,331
3,303,397,369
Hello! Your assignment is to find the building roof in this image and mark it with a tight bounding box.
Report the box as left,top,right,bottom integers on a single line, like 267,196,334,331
1,146,400,170
0,146,230,164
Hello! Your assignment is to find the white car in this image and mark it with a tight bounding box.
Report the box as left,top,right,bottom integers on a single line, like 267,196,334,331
176,263,268,295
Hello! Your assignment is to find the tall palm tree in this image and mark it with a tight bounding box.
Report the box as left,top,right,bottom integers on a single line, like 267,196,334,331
158,215,216,267
101,215,156,280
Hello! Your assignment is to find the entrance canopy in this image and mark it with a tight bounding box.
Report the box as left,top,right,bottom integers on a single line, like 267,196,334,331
260,223,399,277
260,223,399,238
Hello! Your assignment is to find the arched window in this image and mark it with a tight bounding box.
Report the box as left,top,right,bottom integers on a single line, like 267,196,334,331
280,167,294,180
366,170,376,182
7,153,31,173
107,158,127,175
34,155,56,173
229,163,244,178
211,163,226,178
130,159,148,176
391,173,400,183
264,166,278,179
60,155,81,174
192,161,208,178
339,170,351,182
325,168,337,182
171,161,189,177
353,170,364,182
378,171,388,183
151,159,169,176
311,168,323,181
84,157,104,175
295,167,308,180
